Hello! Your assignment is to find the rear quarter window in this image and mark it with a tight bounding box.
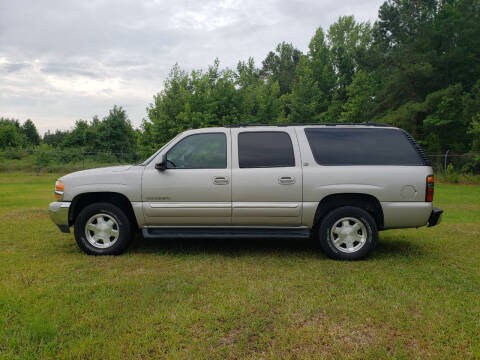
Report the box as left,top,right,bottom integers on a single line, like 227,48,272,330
304,128,425,166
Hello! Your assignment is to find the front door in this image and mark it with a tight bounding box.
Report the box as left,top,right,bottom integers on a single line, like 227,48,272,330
231,128,303,226
141,130,231,226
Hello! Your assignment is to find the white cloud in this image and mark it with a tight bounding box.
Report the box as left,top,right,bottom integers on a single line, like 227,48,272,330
0,0,383,135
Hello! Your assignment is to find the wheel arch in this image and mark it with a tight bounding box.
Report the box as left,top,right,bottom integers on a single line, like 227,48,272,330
69,192,139,230
313,193,384,230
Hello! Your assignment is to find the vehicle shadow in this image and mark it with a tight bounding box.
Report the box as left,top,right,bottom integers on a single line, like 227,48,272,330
128,234,424,260
130,234,321,258
373,238,426,260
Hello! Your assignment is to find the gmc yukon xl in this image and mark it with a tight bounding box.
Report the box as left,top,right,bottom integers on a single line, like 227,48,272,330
49,124,443,260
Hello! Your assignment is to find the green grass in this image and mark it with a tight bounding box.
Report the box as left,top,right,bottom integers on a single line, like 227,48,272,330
0,173,479,359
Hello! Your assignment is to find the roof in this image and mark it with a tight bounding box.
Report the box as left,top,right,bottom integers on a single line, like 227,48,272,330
225,122,392,128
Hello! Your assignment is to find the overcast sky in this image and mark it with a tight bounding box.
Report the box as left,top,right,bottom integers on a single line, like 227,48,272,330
0,0,383,135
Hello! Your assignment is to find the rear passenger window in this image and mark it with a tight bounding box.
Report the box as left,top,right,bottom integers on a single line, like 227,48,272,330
305,128,424,166
238,132,295,168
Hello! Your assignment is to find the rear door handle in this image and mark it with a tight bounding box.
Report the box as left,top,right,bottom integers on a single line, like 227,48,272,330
213,176,229,185
278,176,296,185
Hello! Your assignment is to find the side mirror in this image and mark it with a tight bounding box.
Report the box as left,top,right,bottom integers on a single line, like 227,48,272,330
155,154,167,171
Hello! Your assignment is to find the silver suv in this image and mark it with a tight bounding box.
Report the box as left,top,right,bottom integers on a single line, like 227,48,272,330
49,124,442,260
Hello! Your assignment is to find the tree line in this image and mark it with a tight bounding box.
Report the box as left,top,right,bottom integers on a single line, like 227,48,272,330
1,106,136,155
1,0,480,167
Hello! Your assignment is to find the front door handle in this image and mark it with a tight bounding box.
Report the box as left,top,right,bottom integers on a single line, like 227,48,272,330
213,176,229,185
278,176,296,185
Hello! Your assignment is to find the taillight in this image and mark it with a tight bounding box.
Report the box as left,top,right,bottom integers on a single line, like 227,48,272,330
55,180,65,200
426,175,434,202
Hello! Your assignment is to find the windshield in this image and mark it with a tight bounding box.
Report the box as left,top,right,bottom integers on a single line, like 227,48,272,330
138,134,182,166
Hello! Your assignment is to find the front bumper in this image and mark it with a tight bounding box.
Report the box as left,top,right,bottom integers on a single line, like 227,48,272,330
427,207,443,227
48,201,71,233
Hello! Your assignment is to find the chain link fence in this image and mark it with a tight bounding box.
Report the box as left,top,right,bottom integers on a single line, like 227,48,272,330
428,152,480,182
1,148,480,181
0,148,142,174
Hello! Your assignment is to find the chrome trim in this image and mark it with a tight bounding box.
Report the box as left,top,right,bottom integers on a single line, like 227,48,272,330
150,202,300,209
232,202,299,208
150,202,230,208
48,201,71,233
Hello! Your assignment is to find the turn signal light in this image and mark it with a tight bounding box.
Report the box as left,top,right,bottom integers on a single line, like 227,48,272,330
55,180,64,200
426,175,434,202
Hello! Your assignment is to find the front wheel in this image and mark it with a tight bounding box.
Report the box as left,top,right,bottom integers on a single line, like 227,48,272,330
74,202,132,255
318,206,377,260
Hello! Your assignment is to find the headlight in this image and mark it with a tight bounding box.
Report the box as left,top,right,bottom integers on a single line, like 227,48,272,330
55,180,65,200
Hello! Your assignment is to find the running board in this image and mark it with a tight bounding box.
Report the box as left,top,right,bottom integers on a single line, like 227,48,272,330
142,227,311,240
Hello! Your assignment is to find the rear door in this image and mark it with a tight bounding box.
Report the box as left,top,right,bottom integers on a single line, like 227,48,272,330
231,128,302,226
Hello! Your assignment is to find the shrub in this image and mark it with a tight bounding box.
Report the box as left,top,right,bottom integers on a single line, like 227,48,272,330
445,163,459,183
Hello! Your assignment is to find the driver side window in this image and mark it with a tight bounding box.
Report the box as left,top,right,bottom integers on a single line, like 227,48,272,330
166,133,227,169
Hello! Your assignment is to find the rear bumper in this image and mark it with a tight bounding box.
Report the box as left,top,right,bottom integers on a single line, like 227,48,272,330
48,201,71,233
427,208,443,227
381,202,433,229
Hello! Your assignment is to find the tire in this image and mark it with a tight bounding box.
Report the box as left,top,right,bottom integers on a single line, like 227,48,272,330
318,206,377,260
74,202,133,255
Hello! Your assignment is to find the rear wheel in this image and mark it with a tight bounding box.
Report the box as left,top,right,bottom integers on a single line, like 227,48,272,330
74,202,132,255
318,206,377,260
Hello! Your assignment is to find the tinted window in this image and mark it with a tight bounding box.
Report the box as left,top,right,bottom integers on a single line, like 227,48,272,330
238,132,295,168
167,133,227,169
305,128,424,166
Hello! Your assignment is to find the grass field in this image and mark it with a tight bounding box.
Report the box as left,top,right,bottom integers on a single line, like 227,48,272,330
0,172,479,359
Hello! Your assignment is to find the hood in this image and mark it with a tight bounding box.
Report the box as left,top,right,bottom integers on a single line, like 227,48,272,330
57,164,144,202
60,165,135,182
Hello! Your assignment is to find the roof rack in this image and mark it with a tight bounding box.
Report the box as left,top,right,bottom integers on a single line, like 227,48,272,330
226,122,391,128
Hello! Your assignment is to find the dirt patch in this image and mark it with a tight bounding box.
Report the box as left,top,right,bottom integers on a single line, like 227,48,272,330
219,328,243,347
0,208,47,222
